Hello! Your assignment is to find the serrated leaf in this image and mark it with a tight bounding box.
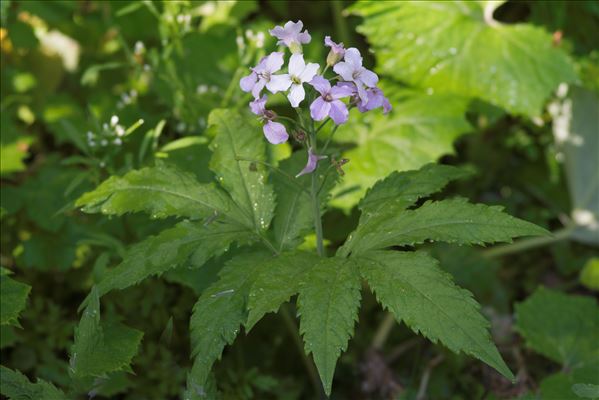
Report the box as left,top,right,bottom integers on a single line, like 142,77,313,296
0,273,31,326
297,257,362,395
272,152,338,251
246,251,321,330
76,163,243,222
0,365,67,400
188,252,270,390
358,250,514,380
71,288,143,378
331,91,471,210
338,163,471,256
350,1,578,116
86,221,251,303
208,109,275,232
515,287,599,370
347,198,548,255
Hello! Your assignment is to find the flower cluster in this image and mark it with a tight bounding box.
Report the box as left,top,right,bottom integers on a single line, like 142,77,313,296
240,20,390,176
87,115,127,148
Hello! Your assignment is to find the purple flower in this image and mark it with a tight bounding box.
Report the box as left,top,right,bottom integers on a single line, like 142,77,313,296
269,20,311,53
249,95,289,144
240,52,290,98
333,48,378,103
263,121,289,144
324,36,345,66
309,76,354,125
357,87,392,114
296,147,327,177
274,54,319,107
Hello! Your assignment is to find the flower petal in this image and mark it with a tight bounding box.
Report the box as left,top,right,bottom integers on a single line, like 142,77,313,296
333,61,354,81
251,79,266,99
264,52,284,72
239,72,257,92
330,82,355,99
344,48,363,68
329,100,349,125
249,95,267,116
288,53,306,76
298,31,311,44
263,121,289,144
359,68,379,88
266,74,292,93
310,97,331,121
383,97,392,114
309,75,331,96
296,148,327,177
288,83,305,108
356,83,369,104
299,62,320,83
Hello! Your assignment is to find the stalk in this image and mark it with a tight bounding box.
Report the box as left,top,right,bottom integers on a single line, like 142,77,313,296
310,131,326,257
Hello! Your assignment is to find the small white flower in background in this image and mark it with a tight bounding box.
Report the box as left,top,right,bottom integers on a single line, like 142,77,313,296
115,125,125,137
134,41,145,55
110,115,119,127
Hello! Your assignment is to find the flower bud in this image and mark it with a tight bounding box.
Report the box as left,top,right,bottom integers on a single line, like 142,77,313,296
288,41,303,54
293,130,307,143
326,49,343,67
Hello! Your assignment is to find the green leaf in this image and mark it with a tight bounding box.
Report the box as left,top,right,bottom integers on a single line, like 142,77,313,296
297,257,362,395
572,383,599,399
89,220,251,301
358,250,514,380
272,152,337,251
550,86,599,245
347,198,548,255
188,252,269,389
338,163,471,256
208,109,275,232
246,251,321,330
0,365,67,400
580,258,599,291
0,273,31,326
331,90,471,210
76,163,243,222
71,288,143,378
515,287,599,369
350,1,578,116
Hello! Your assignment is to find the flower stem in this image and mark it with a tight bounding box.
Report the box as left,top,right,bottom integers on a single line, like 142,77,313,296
310,132,326,257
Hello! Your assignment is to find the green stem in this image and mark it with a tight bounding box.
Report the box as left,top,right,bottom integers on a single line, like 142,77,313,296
310,132,326,257
321,125,340,153
280,304,324,398
482,226,575,258
221,67,244,108
331,0,351,44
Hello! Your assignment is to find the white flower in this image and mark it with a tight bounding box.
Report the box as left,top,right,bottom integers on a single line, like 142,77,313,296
274,54,319,107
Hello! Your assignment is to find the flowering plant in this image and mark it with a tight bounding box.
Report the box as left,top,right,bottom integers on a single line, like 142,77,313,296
72,19,547,399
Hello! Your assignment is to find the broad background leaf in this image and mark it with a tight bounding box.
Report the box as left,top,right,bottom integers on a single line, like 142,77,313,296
350,1,578,116
331,89,471,210
0,270,31,326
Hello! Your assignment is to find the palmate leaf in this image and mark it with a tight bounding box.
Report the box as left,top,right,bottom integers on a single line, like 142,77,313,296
272,152,338,251
0,365,67,400
331,90,471,210
246,251,321,330
350,1,578,117
338,163,471,256
188,252,270,393
0,270,31,326
71,288,143,378
358,250,514,380
297,257,362,395
76,163,243,222
346,197,548,256
515,287,599,370
84,220,252,304
208,109,276,232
